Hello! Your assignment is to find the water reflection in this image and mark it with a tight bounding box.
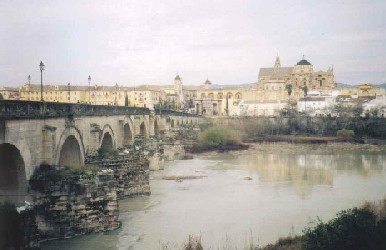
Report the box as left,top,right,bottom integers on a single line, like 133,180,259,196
204,144,386,199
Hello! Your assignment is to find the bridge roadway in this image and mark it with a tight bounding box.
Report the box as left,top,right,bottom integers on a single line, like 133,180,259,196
0,100,201,204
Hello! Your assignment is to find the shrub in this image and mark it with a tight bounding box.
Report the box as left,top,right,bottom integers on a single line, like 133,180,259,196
97,148,121,158
184,235,203,250
336,129,355,138
198,127,242,148
302,207,377,250
30,165,86,183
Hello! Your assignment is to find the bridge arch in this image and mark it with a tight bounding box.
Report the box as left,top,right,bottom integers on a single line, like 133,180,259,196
100,125,116,150
0,143,27,205
134,115,149,139
139,122,147,138
56,127,85,167
123,123,134,146
154,119,160,136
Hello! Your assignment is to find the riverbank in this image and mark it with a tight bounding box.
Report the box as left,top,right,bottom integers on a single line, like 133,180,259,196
247,141,386,153
182,198,386,250
189,143,249,153
248,135,358,144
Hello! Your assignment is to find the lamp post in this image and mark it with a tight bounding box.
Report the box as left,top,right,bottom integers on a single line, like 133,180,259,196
114,83,118,106
27,75,31,101
88,75,91,104
39,61,45,101
67,83,71,103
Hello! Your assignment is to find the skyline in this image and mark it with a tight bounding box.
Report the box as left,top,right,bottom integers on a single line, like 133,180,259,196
1,0,386,87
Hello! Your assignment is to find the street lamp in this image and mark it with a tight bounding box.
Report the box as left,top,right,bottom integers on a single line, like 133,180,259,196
114,83,118,105
88,75,91,104
67,83,71,102
27,75,31,101
39,61,45,101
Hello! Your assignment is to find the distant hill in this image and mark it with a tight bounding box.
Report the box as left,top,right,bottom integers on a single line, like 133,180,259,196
377,83,386,89
336,83,356,88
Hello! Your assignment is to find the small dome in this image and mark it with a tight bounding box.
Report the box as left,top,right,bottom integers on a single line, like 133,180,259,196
297,58,312,65
174,75,181,81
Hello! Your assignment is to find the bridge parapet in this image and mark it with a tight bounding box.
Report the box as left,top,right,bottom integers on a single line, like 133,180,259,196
155,109,199,117
0,100,150,119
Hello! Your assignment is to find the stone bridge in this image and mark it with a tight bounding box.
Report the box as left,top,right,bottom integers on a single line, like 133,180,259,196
0,100,201,204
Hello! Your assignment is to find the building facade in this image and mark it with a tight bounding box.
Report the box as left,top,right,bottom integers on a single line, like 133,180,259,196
6,55,386,117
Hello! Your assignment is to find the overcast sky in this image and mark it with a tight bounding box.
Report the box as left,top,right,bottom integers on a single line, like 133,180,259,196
1,0,385,87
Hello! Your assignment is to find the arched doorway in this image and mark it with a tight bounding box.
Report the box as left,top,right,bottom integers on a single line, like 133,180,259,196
123,124,133,146
101,132,114,151
140,122,147,138
0,143,27,205
58,135,82,167
196,103,200,114
213,103,218,115
154,120,160,136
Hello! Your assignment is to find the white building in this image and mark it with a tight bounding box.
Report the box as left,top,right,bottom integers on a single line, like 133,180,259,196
363,95,386,117
297,96,336,116
238,100,286,117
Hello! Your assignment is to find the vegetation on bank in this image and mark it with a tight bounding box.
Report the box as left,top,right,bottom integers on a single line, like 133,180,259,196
301,206,386,250
30,164,86,182
252,135,357,144
179,199,386,250
210,115,386,142
192,127,248,152
336,129,355,139
29,164,104,193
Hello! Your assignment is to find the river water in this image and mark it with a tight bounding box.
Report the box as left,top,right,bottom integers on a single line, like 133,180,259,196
42,143,386,249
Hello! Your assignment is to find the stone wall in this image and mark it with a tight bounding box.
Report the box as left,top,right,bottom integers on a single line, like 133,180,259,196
163,143,187,161
29,169,120,240
88,154,151,198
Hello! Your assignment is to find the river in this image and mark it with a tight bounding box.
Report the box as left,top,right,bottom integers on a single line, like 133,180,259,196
42,143,386,249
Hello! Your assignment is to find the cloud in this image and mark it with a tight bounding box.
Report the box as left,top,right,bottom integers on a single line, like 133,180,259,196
0,0,385,86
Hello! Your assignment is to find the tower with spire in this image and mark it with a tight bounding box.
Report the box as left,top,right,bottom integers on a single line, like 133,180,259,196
274,55,281,69
174,74,185,109
174,74,182,94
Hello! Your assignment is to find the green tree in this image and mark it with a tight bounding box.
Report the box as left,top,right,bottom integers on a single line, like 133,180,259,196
285,84,293,98
301,85,308,97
